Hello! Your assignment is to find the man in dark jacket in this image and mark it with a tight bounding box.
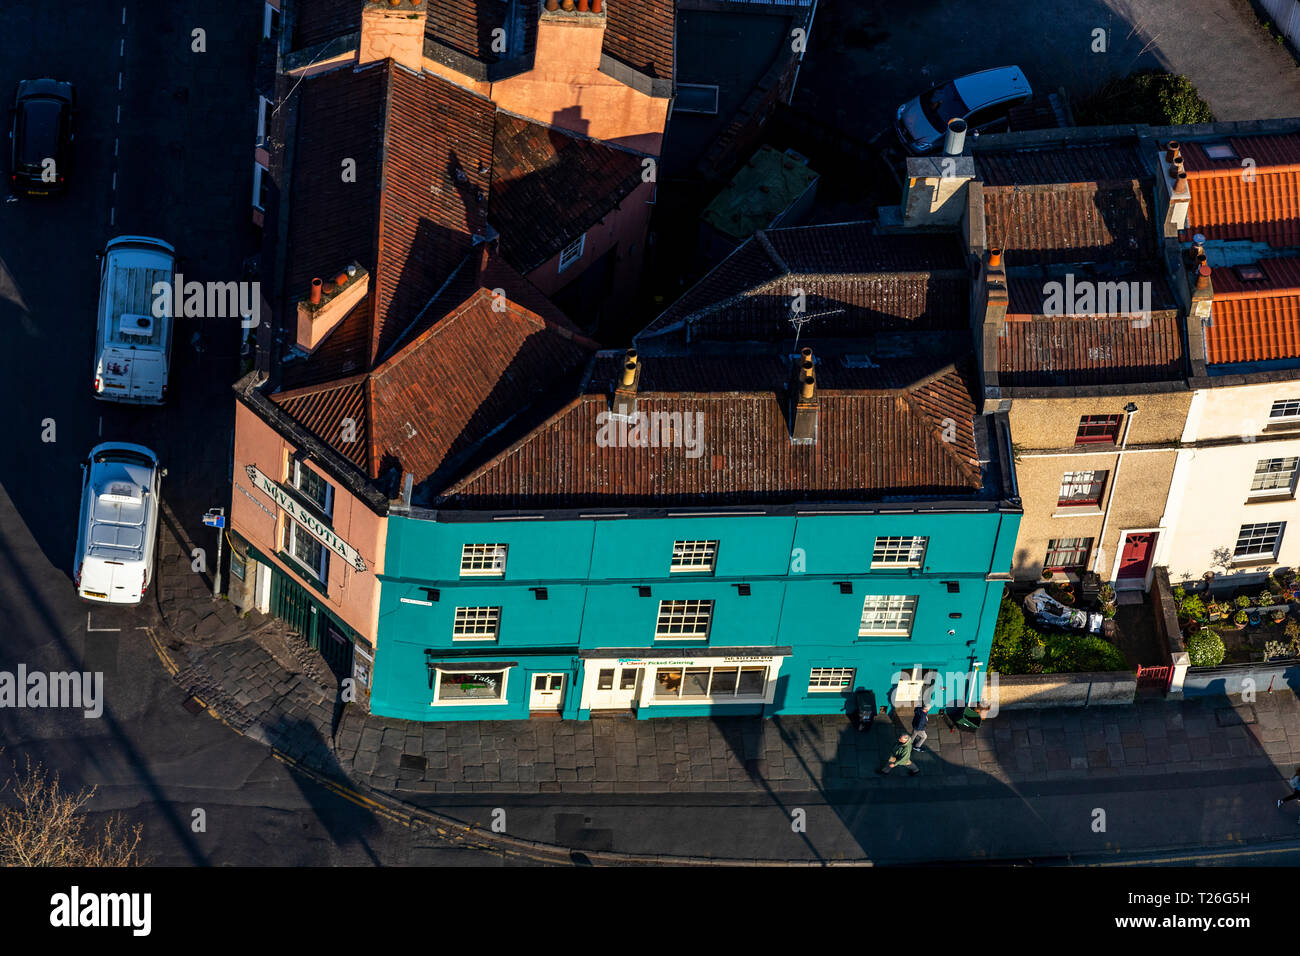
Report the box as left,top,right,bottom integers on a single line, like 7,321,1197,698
911,706,929,752
880,734,920,775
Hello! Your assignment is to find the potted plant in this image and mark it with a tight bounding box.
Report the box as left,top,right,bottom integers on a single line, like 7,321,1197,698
1207,599,1224,622
1102,604,1117,619
1258,590,1275,610
1285,617,1300,644
1266,640,1290,661
1273,607,1288,624
1234,609,1249,630
1235,594,1252,611
1180,593,1208,622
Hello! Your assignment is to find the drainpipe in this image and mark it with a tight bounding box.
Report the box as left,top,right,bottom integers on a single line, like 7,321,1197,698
1091,402,1138,578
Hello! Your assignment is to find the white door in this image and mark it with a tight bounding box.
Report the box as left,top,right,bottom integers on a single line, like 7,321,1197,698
529,673,566,712
588,666,641,709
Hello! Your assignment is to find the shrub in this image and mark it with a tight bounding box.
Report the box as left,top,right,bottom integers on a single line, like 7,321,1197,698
1235,594,1252,609
1040,634,1128,674
1286,617,1300,642
1258,590,1275,608
992,596,1046,674
1173,585,1187,606
1235,610,1249,627
1179,594,1207,620
1266,640,1290,660
1186,629,1226,667
1075,70,1213,125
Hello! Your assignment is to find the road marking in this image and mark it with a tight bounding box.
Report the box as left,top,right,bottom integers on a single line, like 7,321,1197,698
87,612,121,633
1096,842,1300,866
110,207,115,226
120,38,124,56
117,72,122,91
98,416,102,436
114,138,118,157
112,172,116,191
121,6,126,24
116,104,120,123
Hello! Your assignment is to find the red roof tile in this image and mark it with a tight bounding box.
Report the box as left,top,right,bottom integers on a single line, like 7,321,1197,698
491,112,646,273
425,0,537,64
1204,256,1300,365
439,355,984,508
983,181,1156,267
274,377,371,472
1179,135,1300,247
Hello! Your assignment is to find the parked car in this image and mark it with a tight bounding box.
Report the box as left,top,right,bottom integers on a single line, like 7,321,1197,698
8,78,75,196
73,443,165,605
895,66,1031,154
1023,588,1103,635
93,236,176,404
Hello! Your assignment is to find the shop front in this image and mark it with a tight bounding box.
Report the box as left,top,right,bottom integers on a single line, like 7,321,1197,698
577,647,791,718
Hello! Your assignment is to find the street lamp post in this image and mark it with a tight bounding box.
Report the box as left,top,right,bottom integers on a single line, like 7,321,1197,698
202,508,226,599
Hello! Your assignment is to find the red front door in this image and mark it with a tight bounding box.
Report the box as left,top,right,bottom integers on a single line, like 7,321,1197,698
1118,532,1156,579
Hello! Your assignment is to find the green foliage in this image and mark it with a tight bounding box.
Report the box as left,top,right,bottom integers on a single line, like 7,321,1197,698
1075,70,1214,126
1186,629,1226,667
1178,593,1207,621
991,595,1125,674
1173,586,1187,605
1258,590,1275,608
1286,617,1300,642
1234,594,1252,610
1235,610,1249,626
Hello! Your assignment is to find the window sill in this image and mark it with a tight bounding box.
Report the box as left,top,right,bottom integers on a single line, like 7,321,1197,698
276,551,328,595
1245,494,1295,505
451,636,499,643
1052,509,1103,518
1230,556,1278,568
857,633,913,641
648,696,765,705
430,699,509,707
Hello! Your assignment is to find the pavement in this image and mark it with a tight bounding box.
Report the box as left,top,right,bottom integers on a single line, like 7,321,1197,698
152,521,1300,863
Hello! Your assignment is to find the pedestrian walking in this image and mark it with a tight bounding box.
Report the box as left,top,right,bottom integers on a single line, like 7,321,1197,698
880,734,920,775
1277,767,1300,816
911,705,929,752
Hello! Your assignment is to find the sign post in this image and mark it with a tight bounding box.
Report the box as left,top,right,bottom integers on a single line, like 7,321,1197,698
202,508,226,599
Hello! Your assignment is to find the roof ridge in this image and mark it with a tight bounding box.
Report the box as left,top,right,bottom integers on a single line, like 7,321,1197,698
895,373,982,480
753,229,789,274
367,60,397,370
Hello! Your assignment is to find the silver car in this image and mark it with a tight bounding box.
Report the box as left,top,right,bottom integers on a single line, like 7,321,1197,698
895,66,1032,154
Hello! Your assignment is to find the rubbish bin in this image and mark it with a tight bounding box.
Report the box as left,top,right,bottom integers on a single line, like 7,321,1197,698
854,689,876,732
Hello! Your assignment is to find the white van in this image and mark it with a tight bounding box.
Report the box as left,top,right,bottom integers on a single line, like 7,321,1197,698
93,235,175,404
74,442,165,605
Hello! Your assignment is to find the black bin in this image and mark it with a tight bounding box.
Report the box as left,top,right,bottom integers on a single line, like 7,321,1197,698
854,689,876,732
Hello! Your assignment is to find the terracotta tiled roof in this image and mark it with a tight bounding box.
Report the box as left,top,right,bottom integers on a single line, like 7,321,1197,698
997,313,1185,386
274,249,596,487
274,377,371,472
983,181,1156,267
293,0,364,50
639,224,968,344
603,0,675,81
1204,256,1300,366
1179,134,1300,248
439,354,985,509
977,144,1146,186
491,112,646,272
283,63,495,375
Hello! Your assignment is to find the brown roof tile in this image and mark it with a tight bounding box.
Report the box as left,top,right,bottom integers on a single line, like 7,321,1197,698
983,181,1156,267
273,377,371,472
1204,256,1300,365
1179,135,1300,248
977,144,1146,186
997,313,1185,386
491,112,646,273
439,354,985,508
293,0,363,50
639,224,968,344
602,0,675,80
425,0,537,64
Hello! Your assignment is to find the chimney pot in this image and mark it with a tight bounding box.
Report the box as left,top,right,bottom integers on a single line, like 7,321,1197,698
1173,171,1189,195
545,0,558,8
310,278,323,305
578,0,589,10
592,0,602,10
943,118,967,156
989,248,1003,269
1195,263,1212,290
561,0,575,9
335,272,349,288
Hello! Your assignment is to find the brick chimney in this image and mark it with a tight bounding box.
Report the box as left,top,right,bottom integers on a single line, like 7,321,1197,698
536,0,607,75
359,0,428,73
297,262,370,353
1155,140,1191,237
790,347,818,445
612,348,640,418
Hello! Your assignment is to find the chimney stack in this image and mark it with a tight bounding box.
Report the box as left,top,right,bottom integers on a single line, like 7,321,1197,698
1191,263,1214,322
943,118,967,156
358,0,428,73
612,349,640,418
790,348,818,445
1157,141,1192,236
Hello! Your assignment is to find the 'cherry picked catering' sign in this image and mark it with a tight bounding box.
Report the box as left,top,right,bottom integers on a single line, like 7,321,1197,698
245,464,368,573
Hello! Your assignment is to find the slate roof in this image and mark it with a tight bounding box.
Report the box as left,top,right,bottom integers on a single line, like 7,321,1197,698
1204,256,1300,366
439,353,985,509
638,223,970,346
491,111,647,273
1179,134,1300,248
273,249,596,487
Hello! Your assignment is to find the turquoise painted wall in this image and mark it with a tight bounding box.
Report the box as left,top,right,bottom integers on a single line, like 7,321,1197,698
368,510,1020,722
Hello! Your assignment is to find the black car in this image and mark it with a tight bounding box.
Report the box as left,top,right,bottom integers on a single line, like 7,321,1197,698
9,78,76,196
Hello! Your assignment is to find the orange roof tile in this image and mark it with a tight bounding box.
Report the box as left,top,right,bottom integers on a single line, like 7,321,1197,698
1204,257,1300,365
1180,134,1300,247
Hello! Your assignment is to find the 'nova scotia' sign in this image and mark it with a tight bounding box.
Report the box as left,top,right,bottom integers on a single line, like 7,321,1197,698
245,464,367,573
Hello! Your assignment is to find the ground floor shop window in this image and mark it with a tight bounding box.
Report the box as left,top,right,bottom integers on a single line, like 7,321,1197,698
652,665,765,700
432,668,509,704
